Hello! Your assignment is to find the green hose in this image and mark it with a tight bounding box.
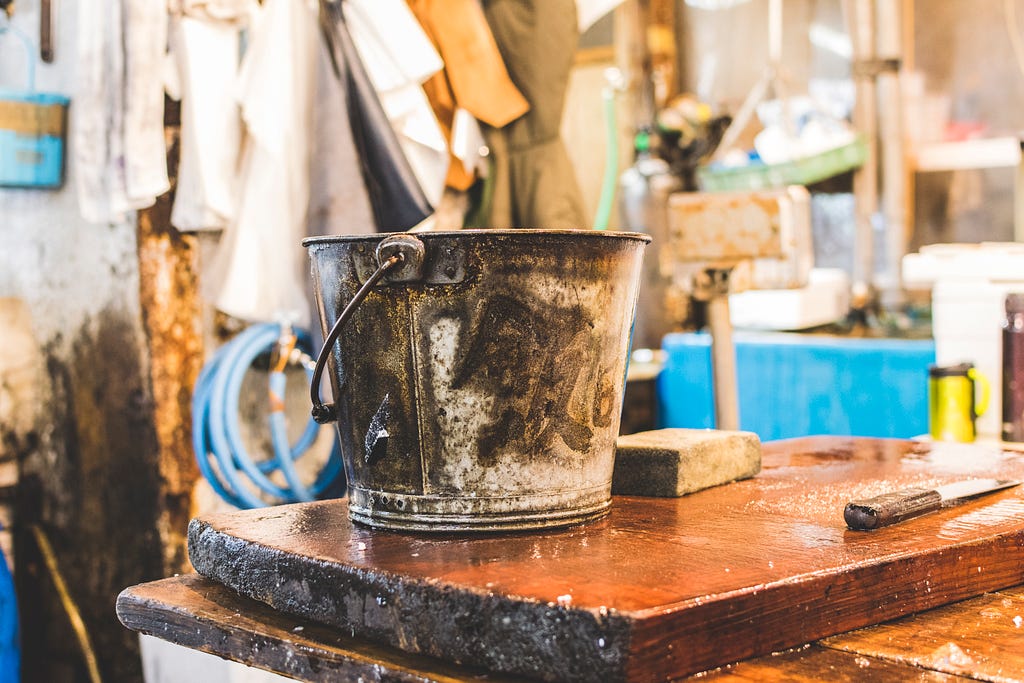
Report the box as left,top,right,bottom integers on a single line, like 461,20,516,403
593,86,619,231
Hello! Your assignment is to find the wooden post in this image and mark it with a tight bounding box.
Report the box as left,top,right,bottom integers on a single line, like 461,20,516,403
136,191,203,573
876,0,908,301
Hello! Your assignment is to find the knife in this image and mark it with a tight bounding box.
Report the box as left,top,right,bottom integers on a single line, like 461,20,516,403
844,478,1020,530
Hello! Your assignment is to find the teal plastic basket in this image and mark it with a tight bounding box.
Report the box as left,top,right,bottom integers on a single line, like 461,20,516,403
0,23,69,189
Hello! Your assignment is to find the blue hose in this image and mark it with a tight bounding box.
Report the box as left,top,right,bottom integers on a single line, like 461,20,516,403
192,322,345,509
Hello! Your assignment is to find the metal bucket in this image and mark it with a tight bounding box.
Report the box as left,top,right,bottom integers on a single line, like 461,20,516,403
305,230,649,531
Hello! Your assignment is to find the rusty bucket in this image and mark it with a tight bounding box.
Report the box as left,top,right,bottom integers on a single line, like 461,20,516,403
305,230,649,531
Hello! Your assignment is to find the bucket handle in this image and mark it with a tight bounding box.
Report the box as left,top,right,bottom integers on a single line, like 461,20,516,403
0,19,36,92
310,234,426,424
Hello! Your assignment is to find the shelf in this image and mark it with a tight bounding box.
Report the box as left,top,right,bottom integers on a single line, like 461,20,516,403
912,136,1023,172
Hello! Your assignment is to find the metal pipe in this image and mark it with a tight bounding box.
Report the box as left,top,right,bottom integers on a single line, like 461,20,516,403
707,290,739,431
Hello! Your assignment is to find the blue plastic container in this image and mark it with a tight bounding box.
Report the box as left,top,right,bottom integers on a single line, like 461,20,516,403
659,331,936,441
0,548,16,683
0,24,68,188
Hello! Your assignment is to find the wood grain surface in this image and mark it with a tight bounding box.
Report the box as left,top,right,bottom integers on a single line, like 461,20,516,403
821,589,1024,680
117,574,520,683
117,574,1021,682
698,644,972,682
183,437,1024,682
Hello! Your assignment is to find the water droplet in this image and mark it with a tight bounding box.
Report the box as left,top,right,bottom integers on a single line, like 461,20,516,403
767,561,774,569
597,638,606,648
1014,615,1023,628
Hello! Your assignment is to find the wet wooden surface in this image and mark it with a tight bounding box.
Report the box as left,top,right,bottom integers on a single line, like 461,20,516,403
118,574,1024,682
118,574,514,683
181,437,1024,681
821,588,1024,679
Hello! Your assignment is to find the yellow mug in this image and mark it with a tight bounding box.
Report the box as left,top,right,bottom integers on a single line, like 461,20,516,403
929,363,990,442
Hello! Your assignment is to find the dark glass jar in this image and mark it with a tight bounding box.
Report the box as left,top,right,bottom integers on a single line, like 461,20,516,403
1001,293,1024,441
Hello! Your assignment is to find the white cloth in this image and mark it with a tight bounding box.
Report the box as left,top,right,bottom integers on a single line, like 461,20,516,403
167,0,252,20
74,0,169,224
204,0,317,325
451,107,488,178
575,0,624,33
167,10,247,231
344,0,448,207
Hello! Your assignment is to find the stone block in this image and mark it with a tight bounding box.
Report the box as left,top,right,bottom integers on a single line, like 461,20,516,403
613,428,761,497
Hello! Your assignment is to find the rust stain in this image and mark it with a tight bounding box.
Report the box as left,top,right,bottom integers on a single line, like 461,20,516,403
137,180,204,574
667,191,785,264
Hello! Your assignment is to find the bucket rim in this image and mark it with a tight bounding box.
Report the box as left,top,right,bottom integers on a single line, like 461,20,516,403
302,228,652,247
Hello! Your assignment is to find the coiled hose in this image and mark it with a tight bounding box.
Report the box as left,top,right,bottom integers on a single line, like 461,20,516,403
192,322,345,509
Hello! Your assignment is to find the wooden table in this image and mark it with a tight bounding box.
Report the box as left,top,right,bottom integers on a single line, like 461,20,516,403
119,437,1024,681
120,573,1024,681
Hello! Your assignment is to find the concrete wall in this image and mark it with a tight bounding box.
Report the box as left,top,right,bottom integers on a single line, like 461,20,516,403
1,3,164,681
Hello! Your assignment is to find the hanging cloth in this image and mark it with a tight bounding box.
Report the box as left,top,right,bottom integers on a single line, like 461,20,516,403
166,2,251,231
479,0,586,230
342,0,448,209
74,0,170,224
408,0,529,191
319,0,433,231
306,13,375,237
204,0,317,325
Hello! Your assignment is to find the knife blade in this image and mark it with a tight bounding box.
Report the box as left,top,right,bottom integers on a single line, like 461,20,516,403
844,478,1020,530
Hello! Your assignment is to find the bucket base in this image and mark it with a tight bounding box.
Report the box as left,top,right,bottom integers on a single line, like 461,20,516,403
348,487,612,532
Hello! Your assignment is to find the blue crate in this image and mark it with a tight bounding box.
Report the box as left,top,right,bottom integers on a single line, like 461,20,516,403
659,331,935,440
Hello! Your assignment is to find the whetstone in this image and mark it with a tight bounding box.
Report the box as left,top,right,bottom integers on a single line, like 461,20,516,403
612,428,761,497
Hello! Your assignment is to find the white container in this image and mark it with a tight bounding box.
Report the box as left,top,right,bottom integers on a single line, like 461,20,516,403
903,243,1024,439
729,268,850,330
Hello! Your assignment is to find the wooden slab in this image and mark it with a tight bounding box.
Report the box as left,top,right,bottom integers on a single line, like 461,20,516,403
116,574,520,683
185,437,1024,682
119,573,999,679
116,574,988,683
821,588,1024,680
698,644,971,682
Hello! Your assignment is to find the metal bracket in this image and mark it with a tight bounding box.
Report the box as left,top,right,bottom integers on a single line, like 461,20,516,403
376,235,426,282
355,236,467,286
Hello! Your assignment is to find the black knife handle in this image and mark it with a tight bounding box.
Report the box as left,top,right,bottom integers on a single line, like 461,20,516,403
844,487,943,530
